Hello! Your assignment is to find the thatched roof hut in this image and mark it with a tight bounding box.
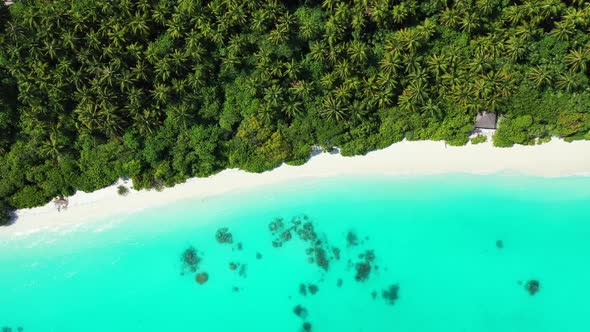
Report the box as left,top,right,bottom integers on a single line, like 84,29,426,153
475,111,497,129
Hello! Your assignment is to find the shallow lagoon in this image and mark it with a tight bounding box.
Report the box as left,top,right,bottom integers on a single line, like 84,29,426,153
1,174,590,332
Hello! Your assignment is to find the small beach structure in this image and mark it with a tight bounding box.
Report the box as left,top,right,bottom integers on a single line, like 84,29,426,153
475,111,497,130
54,196,69,212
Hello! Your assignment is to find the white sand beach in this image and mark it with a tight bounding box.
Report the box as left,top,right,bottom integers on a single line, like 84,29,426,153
4,139,590,236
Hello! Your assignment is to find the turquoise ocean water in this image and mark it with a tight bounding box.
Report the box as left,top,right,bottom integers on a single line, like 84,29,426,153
1,174,590,332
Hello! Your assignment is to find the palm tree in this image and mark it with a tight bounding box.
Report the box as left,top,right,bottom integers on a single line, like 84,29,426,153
167,20,183,40
380,53,402,76
167,103,193,130
250,9,268,33
320,72,336,89
450,83,474,109
418,18,437,40
403,53,423,75
39,128,66,162
282,97,303,119
154,58,172,81
440,7,460,28
397,28,421,54
134,109,160,136
152,6,169,25
170,49,187,73
42,40,58,60
398,80,428,112
325,16,346,45
320,95,347,121
75,102,101,135
347,99,368,122
362,75,380,103
151,83,170,105
283,59,300,79
460,13,480,34
289,80,312,100
334,84,351,102
426,53,448,78
376,72,398,94
564,47,589,73
100,103,123,138
515,22,541,42
408,67,429,86
476,0,497,16
334,59,351,79
269,23,289,45
391,3,408,24
347,40,368,65
556,71,581,92
421,98,443,119
527,66,553,88
505,36,528,63
129,13,150,37
550,20,576,41
351,11,365,33
309,41,326,63
263,85,283,108
368,1,389,27
62,31,77,51
107,24,127,48
322,0,338,11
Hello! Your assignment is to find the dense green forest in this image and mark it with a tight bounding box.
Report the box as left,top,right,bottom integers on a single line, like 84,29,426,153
0,0,589,224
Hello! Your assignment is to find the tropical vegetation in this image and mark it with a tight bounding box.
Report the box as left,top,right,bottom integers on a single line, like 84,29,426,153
1,0,589,224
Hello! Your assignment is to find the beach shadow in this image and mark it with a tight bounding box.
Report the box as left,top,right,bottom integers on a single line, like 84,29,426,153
1,210,18,227
310,146,340,157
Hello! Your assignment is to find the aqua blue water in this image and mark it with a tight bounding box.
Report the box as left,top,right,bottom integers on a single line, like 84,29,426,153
1,174,590,332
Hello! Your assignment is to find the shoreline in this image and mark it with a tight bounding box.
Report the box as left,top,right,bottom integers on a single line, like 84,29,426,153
3,139,590,236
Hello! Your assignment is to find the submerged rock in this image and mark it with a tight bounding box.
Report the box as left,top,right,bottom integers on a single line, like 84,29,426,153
256,252,263,259
181,246,201,273
299,283,307,296
293,305,308,319
496,240,504,249
298,222,317,242
236,242,243,251
353,249,377,282
291,216,302,227
525,280,540,295
282,230,292,241
332,247,341,260
365,250,376,262
229,262,238,270
195,272,209,285
302,322,312,332
382,284,400,305
215,227,233,244
314,247,329,271
269,217,285,233
239,264,247,278
347,231,358,246
355,262,371,282
371,290,377,299
308,284,319,295
337,278,343,288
